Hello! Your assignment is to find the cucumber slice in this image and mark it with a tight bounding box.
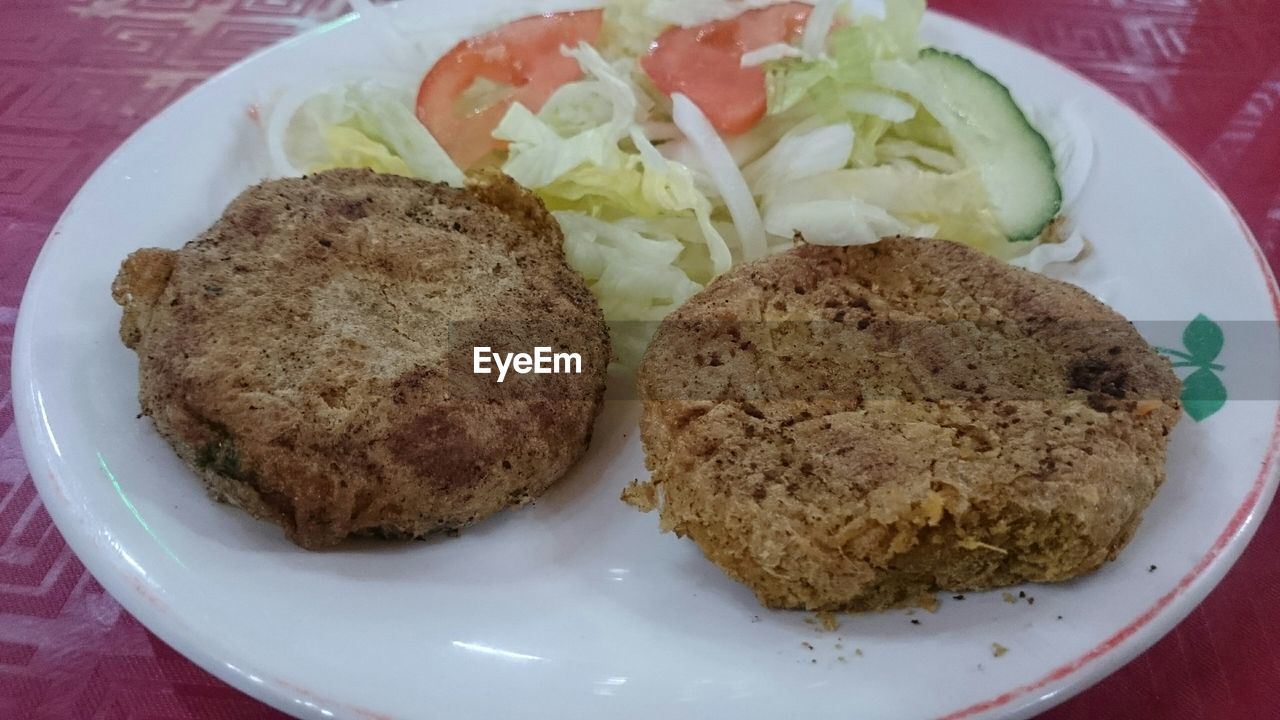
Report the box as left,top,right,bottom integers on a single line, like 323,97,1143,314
912,49,1061,241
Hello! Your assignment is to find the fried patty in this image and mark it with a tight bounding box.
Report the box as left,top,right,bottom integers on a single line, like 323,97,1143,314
112,168,610,549
634,237,1180,611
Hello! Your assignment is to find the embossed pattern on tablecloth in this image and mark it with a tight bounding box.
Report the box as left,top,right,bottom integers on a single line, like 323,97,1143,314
1,1,1278,718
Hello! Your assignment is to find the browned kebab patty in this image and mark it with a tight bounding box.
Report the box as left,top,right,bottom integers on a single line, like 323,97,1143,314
632,237,1181,611
112,168,610,549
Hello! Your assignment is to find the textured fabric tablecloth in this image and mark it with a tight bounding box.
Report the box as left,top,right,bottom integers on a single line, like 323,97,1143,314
2,1,1278,717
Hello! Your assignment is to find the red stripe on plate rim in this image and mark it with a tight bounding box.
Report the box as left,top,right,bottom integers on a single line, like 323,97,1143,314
21,10,1280,720
936,92,1280,720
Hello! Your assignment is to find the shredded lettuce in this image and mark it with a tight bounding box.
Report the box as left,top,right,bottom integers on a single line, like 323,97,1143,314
284,82,463,185
311,125,413,176
765,25,877,115
876,138,960,172
272,0,1077,367
501,48,719,214
597,0,668,59
885,92,953,148
765,165,1010,255
533,82,614,137
878,0,927,58
844,89,916,122
644,0,788,27
456,39,726,365
556,211,704,365
742,123,855,197
761,0,934,173
764,199,912,247
557,212,702,312
494,104,616,188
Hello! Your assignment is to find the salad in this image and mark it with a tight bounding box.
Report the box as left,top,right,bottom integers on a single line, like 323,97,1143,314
268,0,1083,363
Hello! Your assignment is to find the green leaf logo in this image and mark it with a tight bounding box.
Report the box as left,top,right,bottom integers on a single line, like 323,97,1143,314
1182,314,1224,365
1181,367,1227,421
1156,314,1227,422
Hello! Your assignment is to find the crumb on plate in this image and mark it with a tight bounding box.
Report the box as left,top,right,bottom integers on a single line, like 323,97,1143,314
620,479,657,512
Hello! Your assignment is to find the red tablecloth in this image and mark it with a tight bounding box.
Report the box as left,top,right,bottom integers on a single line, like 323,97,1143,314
2,1,1277,718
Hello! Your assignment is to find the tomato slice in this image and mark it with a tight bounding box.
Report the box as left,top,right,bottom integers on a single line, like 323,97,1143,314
641,3,812,136
416,10,604,169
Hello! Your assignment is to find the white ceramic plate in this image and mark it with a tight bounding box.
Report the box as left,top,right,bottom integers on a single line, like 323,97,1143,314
13,2,1280,719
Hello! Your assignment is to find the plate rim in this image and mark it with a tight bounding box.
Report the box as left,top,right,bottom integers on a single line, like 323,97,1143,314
11,6,1280,720
926,9,1280,718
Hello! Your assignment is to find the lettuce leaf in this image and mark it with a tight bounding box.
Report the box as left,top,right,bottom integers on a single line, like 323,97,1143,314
765,25,878,116
878,0,927,58
764,165,1011,255
310,125,413,176
763,0,926,115
494,103,617,188
598,0,669,59
286,82,463,185
492,41,729,361
556,211,705,367
643,0,787,27
761,9,930,168
742,123,855,197
763,198,911,247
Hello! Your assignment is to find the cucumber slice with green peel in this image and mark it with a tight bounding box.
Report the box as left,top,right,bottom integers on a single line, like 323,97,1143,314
910,49,1062,241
